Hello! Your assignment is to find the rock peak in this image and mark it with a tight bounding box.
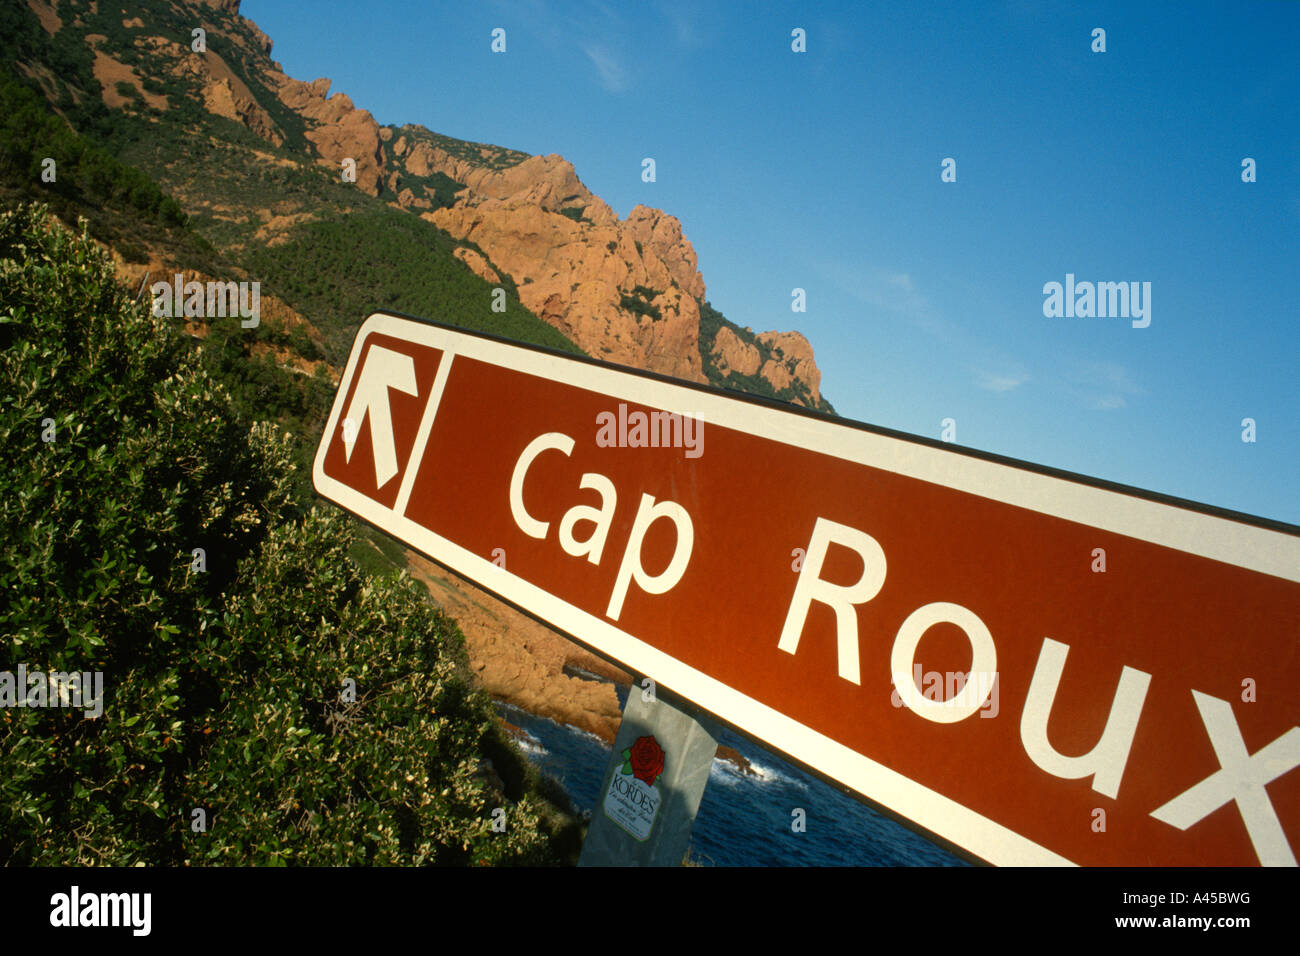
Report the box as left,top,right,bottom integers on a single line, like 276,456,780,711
169,2,827,404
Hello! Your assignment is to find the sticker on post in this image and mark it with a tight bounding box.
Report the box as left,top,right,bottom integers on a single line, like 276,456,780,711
603,735,665,841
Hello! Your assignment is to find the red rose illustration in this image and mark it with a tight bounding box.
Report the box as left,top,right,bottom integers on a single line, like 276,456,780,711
625,735,666,787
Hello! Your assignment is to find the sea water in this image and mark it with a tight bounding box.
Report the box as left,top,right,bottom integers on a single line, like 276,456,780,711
496,692,969,867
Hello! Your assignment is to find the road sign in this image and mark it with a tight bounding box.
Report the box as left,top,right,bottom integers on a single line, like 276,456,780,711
313,311,1300,866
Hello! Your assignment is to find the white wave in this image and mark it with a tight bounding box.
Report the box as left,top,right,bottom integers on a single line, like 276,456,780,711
708,759,745,786
749,758,809,790
562,723,612,749
511,729,548,759
710,752,809,790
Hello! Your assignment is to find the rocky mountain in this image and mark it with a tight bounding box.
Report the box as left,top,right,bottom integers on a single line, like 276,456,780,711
1,0,834,757
10,0,830,408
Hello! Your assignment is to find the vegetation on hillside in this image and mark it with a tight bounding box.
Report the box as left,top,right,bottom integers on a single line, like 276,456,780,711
0,68,221,272
0,204,580,865
0,0,834,868
244,206,585,362
385,162,465,212
418,128,530,171
619,284,662,322
698,299,836,414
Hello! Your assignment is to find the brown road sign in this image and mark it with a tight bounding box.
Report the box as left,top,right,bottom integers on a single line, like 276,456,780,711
313,312,1300,866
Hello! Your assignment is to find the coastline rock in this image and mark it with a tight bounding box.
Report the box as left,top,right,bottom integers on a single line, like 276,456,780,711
715,745,756,777
202,73,281,145
403,551,632,744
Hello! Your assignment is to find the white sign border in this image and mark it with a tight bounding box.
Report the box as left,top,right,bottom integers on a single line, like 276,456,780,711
314,312,1300,867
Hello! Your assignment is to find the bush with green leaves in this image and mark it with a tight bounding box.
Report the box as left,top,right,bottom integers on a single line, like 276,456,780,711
0,71,185,229
244,205,584,364
619,286,662,322
0,204,577,864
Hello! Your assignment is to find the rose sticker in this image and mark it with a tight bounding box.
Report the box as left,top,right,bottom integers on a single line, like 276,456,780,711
622,735,666,787
603,734,667,841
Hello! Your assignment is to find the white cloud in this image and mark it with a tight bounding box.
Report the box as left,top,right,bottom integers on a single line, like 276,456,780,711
1067,360,1141,410
977,371,1028,392
660,3,702,48
886,272,914,293
810,261,931,318
812,259,1038,402
494,0,633,93
582,43,628,92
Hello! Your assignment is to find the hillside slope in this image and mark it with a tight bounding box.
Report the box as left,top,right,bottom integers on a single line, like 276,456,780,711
1,0,837,803
0,203,581,865
7,0,831,409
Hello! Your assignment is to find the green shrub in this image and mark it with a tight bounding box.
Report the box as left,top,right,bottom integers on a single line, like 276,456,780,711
116,238,148,263
244,206,584,362
0,71,188,231
619,285,661,322
286,323,323,362
0,204,575,865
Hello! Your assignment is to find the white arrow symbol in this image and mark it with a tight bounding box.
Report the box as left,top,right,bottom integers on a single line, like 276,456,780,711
341,345,419,488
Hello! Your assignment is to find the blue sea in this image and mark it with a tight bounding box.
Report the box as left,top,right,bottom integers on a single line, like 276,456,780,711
497,687,970,867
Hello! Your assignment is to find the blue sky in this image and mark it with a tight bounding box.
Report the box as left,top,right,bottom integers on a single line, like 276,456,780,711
244,0,1299,525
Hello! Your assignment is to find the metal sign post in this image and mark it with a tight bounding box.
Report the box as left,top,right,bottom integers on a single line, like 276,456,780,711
578,684,720,867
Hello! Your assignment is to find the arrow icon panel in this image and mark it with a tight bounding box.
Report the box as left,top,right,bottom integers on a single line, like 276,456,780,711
342,344,419,487
318,331,444,510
